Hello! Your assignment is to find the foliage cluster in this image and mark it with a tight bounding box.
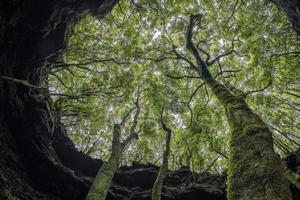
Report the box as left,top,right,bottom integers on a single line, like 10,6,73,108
49,0,300,173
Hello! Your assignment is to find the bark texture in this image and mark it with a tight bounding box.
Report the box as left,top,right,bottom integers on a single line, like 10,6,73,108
151,122,172,200
85,125,123,200
86,101,141,199
185,14,293,200
210,82,292,200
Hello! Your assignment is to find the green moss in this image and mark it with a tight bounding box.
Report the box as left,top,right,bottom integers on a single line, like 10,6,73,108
226,157,234,200
4,190,17,200
225,102,292,200
242,124,267,136
283,165,300,190
210,80,292,200
226,102,245,111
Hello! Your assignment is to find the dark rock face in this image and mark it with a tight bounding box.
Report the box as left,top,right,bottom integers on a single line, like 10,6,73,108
0,0,117,199
107,164,226,200
285,149,300,200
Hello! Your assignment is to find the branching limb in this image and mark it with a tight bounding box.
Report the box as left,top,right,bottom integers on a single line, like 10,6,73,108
208,39,239,67
120,107,136,127
0,75,47,90
85,137,101,156
171,45,198,71
165,73,201,80
197,46,211,64
185,69,238,128
245,81,272,97
185,82,205,128
162,18,199,72
185,14,215,83
122,89,142,148
196,84,210,121
209,140,228,159
152,109,172,200
203,156,220,173
186,14,207,70
160,109,172,139
225,0,240,25
49,71,69,89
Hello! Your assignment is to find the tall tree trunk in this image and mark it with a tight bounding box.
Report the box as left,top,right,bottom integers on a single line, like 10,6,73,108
84,148,121,200
208,81,292,200
272,0,300,36
85,125,122,200
184,14,293,200
86,95,141,200
151,119,172,200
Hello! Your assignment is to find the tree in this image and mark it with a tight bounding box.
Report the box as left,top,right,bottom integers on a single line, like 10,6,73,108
49,0,300,198
85,90,142,200
178,13,292,200
151,111,172,200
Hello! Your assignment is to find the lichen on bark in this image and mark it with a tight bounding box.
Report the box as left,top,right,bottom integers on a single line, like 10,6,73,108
184,14,292,199
85,125,123,200
220,86,293,200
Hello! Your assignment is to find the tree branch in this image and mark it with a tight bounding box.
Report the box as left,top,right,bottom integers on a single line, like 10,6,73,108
165,73,201,80
185,14,214,82
245,81,272,97
0,75,47,90
122,89,142,148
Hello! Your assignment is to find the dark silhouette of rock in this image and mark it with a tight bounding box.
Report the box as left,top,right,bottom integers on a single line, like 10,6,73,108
285,148,300,200
107,163,226,200
0,0,117,199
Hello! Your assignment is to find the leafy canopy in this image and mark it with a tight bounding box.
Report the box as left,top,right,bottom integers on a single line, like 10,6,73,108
49,0,300,173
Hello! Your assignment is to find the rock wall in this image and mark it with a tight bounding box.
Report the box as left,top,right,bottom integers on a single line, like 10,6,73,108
0,0,117,199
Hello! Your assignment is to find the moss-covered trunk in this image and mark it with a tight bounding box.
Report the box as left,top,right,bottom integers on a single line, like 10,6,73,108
85,125,123,200
151,122,172,200
85,146,122,200
209,82,292,200
185,13,293,199
86,101,141,200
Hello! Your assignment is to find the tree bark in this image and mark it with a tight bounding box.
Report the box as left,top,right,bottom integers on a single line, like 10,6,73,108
151,121,172,200
185,14,293,200
85,125,123,200
86,98,141,200
208,81,292,200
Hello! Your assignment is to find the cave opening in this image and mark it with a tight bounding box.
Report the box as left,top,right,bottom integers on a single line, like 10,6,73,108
47,2,231,173
1,0,300,200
